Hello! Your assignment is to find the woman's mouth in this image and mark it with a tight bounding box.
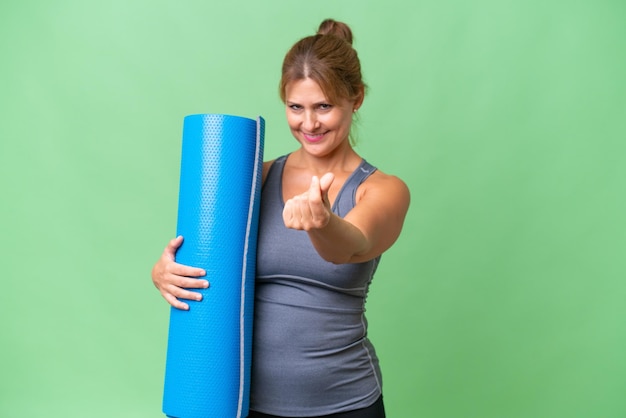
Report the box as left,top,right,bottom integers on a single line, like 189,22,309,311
302,131,327,142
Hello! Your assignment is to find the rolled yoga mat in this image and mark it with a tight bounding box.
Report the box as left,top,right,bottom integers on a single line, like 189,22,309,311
163,114,265,418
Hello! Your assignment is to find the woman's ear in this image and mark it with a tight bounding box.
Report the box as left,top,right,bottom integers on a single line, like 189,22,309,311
354,86,365,111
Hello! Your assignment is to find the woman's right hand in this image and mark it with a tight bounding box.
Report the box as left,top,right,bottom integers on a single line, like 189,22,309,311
151,236,209,310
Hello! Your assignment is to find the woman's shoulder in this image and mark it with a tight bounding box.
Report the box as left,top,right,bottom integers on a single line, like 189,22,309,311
262,155,288,183
262,159,274,173
359,166,410,206
364,164,409,192
262,160,274,184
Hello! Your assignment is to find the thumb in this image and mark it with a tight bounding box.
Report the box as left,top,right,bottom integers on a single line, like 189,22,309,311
165,236,184,260
319,172,335,195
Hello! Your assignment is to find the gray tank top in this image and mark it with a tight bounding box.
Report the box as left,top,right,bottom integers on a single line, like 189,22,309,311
250,155,383,416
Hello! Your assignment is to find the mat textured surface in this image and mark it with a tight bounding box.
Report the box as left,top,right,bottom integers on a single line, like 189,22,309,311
163,114,264,418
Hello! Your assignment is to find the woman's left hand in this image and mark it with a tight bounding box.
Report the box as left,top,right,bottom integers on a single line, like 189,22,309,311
283,173,335,231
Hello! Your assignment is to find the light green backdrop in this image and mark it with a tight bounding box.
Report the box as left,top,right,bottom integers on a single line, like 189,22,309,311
1,1,625,417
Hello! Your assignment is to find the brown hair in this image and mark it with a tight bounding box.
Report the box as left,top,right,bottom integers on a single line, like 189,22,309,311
279,19,366,106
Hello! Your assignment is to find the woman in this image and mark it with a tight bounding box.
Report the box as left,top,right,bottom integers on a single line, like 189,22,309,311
152,19,410,418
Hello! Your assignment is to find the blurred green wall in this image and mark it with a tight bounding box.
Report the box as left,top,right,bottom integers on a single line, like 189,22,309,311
1,0,625,417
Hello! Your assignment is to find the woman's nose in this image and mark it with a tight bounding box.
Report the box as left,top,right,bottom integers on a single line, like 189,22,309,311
303,111,319,131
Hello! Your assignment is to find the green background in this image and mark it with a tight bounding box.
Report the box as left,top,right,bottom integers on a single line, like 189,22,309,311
1,0,625,417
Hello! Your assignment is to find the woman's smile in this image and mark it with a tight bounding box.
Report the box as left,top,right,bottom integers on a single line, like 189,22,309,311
302,131,328,142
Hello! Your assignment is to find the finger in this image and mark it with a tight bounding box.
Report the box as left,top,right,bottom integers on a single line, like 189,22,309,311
168,284,205,302
164,236,184,260
307,175,323,205
319,172,335,195
307,197,329,229
167,261,206,279
283,198,302,228
161,290,190,311
309,175,320,194
306,174,332,227
170,274,210,289
282,200,293,226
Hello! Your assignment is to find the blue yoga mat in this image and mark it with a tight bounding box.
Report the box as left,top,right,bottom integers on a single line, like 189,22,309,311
163,114,265,418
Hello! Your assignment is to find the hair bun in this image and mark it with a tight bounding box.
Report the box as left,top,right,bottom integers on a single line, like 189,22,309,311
317,19,353,45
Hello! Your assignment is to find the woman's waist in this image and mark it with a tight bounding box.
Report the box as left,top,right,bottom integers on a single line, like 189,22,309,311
253,294,371,355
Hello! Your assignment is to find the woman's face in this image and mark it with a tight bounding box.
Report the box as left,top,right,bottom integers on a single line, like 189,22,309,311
284,78,358,158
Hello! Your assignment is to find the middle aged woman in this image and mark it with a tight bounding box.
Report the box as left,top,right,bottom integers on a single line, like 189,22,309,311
152,19,410,418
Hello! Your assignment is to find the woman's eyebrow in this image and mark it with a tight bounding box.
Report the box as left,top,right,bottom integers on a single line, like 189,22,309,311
286,100,331,106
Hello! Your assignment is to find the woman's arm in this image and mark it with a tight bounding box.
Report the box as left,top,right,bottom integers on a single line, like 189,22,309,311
283,171,410,264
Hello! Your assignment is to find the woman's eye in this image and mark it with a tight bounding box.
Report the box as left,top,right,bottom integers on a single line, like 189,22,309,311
319,104,332,110
289,104,302,111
